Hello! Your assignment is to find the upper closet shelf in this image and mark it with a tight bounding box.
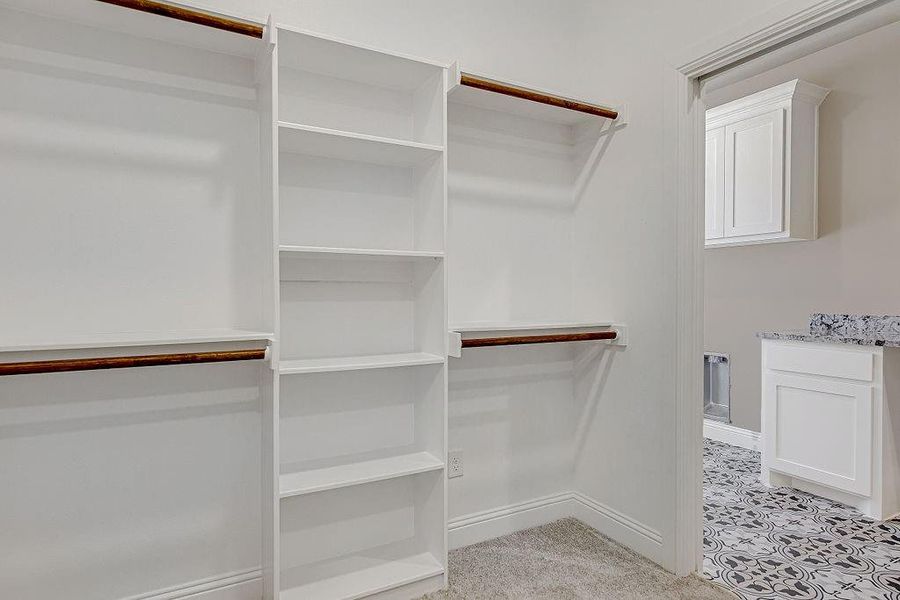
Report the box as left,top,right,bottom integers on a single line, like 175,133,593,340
451,320,615,333
448,65,625,126
278,122,443,167
0,329,273,354
279,245,443,261
3,0,265,58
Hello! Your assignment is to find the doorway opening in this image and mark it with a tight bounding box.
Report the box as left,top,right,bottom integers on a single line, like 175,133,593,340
689,5,900,598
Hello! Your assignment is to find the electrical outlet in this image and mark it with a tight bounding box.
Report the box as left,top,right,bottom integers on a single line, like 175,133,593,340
448,450,464,478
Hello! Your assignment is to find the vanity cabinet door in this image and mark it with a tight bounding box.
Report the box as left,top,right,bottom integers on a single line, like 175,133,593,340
764,372,872,496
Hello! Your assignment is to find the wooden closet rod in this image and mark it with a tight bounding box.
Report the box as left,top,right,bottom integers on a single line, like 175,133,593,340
95,0,264,38
0,349,267,376
459,73,618,120
462,331,617,348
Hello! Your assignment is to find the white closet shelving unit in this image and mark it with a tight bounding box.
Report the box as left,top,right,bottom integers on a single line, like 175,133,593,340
265,25,449,600
1,2,630,598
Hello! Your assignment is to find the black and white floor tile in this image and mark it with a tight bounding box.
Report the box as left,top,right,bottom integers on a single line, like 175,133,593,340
703,439,900,600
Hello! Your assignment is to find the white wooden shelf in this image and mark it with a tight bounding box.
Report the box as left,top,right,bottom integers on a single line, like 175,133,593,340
279,551,443,600
0,329,273,354
279,245,443,260
0,0,264,60
450,320,614,333
280,451,444,498
278,122,443,167
279,352,444,375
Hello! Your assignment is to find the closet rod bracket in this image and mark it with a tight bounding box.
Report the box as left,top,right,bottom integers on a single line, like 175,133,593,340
449,331,462,358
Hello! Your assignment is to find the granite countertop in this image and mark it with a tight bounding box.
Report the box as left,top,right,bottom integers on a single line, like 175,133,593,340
758,314,900,348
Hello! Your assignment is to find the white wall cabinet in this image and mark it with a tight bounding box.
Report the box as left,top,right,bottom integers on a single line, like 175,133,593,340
761,339,900,520
705,80,828,248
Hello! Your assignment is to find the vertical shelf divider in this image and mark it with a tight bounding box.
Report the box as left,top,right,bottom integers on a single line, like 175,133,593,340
258,16,280,600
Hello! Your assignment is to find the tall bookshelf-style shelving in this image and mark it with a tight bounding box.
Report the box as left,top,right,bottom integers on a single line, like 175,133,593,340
265,26,449,600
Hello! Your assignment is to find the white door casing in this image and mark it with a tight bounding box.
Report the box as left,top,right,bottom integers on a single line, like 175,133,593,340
672,0,885,576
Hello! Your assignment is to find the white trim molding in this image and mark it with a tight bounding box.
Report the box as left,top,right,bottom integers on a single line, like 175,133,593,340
703,419,763,452
447,492,663,564
704,79,829,129
571,492,665,566
670,65,705,577
121,569,262,600
676,0,883,78
447,492,575,550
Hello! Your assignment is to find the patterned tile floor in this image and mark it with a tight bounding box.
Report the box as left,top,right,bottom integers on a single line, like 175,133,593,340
703,439,900,599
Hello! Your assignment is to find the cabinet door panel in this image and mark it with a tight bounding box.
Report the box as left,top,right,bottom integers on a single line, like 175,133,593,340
705,128,725,240
724,109,785,237
764,373,872,495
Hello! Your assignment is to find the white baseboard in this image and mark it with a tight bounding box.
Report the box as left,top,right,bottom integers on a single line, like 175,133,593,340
448,492,575,550
447,491,664,566
122,568,262,600
703,419,762,452
570,492,665,566
123,493,662,599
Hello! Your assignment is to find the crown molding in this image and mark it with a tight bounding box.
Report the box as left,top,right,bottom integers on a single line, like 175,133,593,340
676,0,882,78
705,78,830,128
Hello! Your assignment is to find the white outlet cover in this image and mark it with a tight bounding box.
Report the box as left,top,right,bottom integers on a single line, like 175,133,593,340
448,449,463,478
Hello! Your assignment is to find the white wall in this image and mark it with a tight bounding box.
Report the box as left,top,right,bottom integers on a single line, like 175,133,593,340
203,0,587,93
567,0,807,569
704,21,900,433
0,363,263,600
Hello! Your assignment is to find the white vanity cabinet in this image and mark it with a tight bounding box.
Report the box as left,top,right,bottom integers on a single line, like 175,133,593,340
761,339,900,520
705,80,829,248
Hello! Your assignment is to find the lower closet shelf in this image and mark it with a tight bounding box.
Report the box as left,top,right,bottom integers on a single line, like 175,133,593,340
279,352,444,375
280,452,444,498
279,552,444,600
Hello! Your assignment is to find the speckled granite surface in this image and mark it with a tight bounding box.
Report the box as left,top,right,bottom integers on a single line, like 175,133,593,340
758,314,900,347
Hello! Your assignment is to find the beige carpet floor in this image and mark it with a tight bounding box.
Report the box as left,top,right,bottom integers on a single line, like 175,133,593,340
420,518,735,600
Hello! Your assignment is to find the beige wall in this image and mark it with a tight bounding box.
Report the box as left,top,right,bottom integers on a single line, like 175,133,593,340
704,21,900,433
